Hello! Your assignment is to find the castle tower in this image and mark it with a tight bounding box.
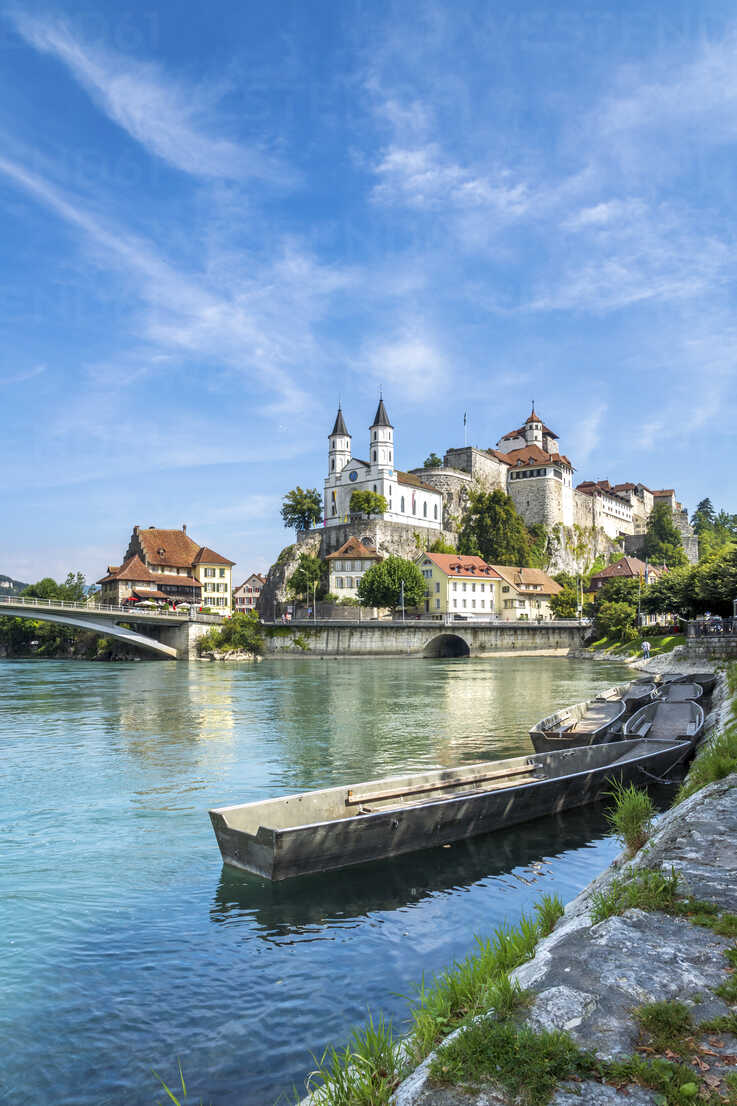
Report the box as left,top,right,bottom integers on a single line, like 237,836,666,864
523,405,544,448
328,406,351,475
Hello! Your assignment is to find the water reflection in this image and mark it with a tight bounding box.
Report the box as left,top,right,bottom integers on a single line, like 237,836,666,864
211,802,615,939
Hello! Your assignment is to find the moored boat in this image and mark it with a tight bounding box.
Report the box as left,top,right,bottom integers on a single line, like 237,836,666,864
209,738,691,881
657,681,703,702
529,687,627,753
623,699,704,744
620,681,657,712
675,672,717,696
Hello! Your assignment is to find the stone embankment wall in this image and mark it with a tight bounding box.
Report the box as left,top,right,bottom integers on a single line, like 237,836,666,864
263,621,586,657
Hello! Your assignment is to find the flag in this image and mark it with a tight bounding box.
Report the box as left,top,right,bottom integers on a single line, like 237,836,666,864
463,412,467,426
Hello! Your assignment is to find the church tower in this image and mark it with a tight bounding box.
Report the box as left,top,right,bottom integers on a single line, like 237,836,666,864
369,397,394,472
328,406,351,475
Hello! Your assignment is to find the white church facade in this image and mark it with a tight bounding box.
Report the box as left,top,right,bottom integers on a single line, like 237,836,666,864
324,399,443,531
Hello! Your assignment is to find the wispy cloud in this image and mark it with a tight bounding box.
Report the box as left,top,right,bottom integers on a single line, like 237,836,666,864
361,323,449,404
0,154,352,415
1,363,46,384
9,12,293,184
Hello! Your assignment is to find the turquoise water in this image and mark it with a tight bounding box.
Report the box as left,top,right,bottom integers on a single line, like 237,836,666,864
0,655,634,1105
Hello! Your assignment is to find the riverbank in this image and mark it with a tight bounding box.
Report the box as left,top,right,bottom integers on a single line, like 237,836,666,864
301,664,735,1106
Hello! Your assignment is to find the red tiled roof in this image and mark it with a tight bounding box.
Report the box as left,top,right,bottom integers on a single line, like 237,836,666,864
499,410,558,441
192,546,235,566
489,565,563,595
651,489,675,497
97,554,158,585
576,480,629,504
396,470,437,492
136,527,201,568
156,574,201,588
420,553,501,579
489,445,574,468
590,557,665,583
326,537,382,561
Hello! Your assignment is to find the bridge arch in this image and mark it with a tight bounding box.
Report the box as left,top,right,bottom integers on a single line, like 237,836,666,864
423,633,471,658
0,609,177,658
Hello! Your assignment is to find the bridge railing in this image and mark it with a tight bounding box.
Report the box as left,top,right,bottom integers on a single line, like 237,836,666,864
0,596,190,619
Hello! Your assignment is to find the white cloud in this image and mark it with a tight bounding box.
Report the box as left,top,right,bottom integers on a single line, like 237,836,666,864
372,143,530,217
362,325,449,404
9,13,292,183
1,363,46,384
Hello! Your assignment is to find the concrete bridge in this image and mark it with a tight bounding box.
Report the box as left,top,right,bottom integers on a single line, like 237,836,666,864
0,596,220,659
263,618,589,658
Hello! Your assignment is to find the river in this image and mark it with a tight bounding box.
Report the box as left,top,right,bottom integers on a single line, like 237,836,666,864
0,654,635,1105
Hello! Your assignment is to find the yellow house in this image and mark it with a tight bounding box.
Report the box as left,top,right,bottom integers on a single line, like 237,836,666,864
192,546,235,611
415,552,502,619
489,565,562,621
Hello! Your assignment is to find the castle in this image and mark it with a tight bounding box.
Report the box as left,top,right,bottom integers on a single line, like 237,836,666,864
319,401,697,564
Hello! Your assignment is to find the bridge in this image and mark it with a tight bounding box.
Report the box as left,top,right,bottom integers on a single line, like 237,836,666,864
263,618,590,657
0,597,221,659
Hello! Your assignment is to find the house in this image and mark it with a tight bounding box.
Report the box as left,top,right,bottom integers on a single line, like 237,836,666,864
98,526,235,609
415,552,501,619
233,573,266,613
489,565,563,621
325,537,382,600
589,556,665,594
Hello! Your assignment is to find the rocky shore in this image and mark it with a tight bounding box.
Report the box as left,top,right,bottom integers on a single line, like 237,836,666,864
393,665,737,1105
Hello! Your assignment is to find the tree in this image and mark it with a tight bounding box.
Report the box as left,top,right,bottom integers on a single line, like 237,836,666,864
458,489,531,566
428,536,455,554
280,487,322,532
423,452,442,468
691,498,715,535
357,556,425,609
596,600,638,639
596,577,642,607
349,490,388,516
550,573,578,618
641,566,697,619
642,504,687,568
287,554,327,602
197,610,264,655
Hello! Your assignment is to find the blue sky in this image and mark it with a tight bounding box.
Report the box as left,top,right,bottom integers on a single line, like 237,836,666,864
2,0,736,584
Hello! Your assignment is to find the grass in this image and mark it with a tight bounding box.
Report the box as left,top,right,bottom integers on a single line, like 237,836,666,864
605,779,656,854
429,1019,593,1105
590,867,681,923
633,999,694,1055
408,894,563,1057
305,1014,402,1106
292,892,564,1105
674,661,737,804
588,633,684,658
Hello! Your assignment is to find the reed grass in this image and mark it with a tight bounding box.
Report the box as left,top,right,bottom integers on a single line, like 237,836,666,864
605,779,655,853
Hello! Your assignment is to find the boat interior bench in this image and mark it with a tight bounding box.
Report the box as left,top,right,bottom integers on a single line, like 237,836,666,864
345,763,544,813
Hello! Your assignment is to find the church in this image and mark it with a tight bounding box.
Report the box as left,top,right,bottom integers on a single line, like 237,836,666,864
324,398,444,532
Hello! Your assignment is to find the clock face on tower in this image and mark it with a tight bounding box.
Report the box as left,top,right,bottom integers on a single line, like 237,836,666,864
349,471,358,482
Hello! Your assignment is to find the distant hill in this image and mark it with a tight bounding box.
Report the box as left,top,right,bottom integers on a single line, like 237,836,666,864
0,574,29,597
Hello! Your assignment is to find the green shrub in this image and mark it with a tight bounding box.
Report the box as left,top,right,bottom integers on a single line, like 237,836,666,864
196,612,264,655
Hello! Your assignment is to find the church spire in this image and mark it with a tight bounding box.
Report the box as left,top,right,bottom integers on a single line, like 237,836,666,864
330,406,349,437
371,397,393,429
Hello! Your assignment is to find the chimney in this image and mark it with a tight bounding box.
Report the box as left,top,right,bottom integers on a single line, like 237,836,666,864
182,523,187,534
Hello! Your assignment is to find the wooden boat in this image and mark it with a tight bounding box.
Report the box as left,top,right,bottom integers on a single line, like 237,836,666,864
657,681,703,702
620,681,657,712
529,687,627,752
623,700,704,744
209,738,690,881
676,672,717,696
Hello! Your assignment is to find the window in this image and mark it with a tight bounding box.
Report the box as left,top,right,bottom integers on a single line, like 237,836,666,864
481,599,485,608
373,451,376,462
435,582,440,593
219,569,225,578
471,583,475,592
435,599,440,609
453,599,458,608
462,599,467,608
336,577,343,588
434,504,438,519
502,585,509,592
423,502,427,517
331,459,335,471
205,568,215,578
346,577,353,588
462,583,467,591
472,599,476,608
401,496,405,512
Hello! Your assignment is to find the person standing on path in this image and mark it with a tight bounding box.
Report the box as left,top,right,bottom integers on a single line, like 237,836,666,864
642,640,651,660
